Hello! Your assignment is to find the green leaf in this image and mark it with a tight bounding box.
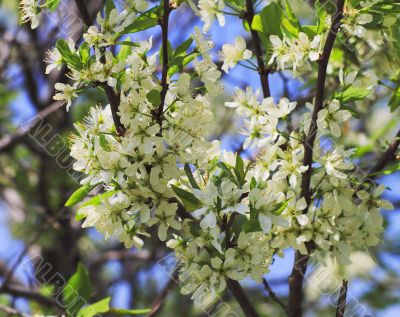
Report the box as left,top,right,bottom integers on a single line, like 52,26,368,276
79,43,90,65
105,0,116,18
171,185,202,212
217,162,239,186
389,85,400,112
272,199,291,216
77,297,111,317
159,41,174,65
232,215,247,236
256,2,283,37
56,39,82,70
63,263,93,316
118,7,159,35
109,308,151,315
251,2,283,60
146,90,161,107
116,41,140,47
301,25,318,38
174,38,193,56
242,218,262,233
99,134,112,151
184,164,200,189
234,155,245,186
65,184,96,207
118,37,133,60
46,0,61,11
335,86,372,103
78,190,117,209
168,52,198,76
282,18,300,37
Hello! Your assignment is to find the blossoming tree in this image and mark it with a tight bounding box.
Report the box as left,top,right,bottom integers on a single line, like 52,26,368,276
15,0,400,316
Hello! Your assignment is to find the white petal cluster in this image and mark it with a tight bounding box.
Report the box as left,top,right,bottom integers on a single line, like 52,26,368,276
19,0,41,29
268,32,321,74
317,100,352,137
342,9,373,38
198,0,225,32
43,2,394,309
220,36,252,73
84,9,136,47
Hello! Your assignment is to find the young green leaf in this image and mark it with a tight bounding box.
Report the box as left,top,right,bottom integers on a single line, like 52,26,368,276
63,263,93,316
79,190,117,209
335,86,372,103
109,308,152,315
171,185,202,212
174,38,193,57
146,90,162,107
65,184,97,207
56,39,83,70
118,7,159,36
242,218,262,233
46,0,62,11
184,163,200,189
77,297,111,317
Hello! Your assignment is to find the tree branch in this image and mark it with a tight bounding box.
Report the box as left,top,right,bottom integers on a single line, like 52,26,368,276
226,279,260,317
289,2,345,317
301,0,345,205
244,0,270,98
369,129,400,175
74,0,125,135
335,279,348,317
0,284,63,312
262,278,287,312
147,268,178,317
0,304,31,317
154,0,171,132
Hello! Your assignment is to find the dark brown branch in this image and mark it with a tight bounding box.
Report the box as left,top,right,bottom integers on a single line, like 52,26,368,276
74,0,125,135
301,0,345,205
154,0,171,131
288,2,345,317
287,251,310,317
74,0,93,26
335,280,348,317
0,304,30,317
0,284,63,312
226,279,260,317
369,129,400,175
147,269,178,317
0,102,63,153
262,278,287,312
244,0,270,98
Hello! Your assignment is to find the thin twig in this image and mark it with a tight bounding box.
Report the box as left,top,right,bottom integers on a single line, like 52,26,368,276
0,102,63,153
0,304,31,317
244,0,270,98
147,268,178,317
262,278,287,312
335,279,348,317
369,129,400,175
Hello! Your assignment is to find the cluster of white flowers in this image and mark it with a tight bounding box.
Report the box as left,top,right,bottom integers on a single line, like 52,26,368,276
197,0,225,32
19,0,41,29
341,9,373,38
220,36,252,73
268,32,321,74
27,0,393,309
